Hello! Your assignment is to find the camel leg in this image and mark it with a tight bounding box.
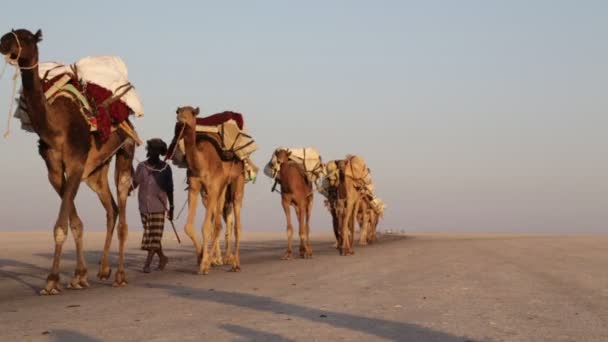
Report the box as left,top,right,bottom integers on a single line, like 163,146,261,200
199,186,220,274
358,203,369,246
41,146,89,290
113,144,133,287
348,200,357,254
305,195,313,258
67,207,89,289
86,163,117,281
296,202,307,258
331,205,340,249
42,157,85,295
368,213,377,244
230,178,244,272
281,196,294,260
184,178,202,262
341,199,355,256
223,202,234,265
210,187,227,267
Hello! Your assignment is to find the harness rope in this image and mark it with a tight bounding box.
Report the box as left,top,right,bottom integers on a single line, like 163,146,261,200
2,32,40,139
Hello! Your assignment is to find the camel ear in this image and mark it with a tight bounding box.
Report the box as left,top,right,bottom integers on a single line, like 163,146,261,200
193,107,200,116
176,107,180,114
34,29,42,43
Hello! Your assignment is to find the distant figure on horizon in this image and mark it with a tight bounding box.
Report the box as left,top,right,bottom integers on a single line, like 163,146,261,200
131,138,174,273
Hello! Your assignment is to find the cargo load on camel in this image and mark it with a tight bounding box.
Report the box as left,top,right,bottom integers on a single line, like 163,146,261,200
14,55,143,144
264,147,326,186
318,156,375,198
166,111,258,182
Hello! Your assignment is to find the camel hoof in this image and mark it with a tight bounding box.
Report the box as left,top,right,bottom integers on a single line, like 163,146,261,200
40,287,61,296
113,271,127,287
223,254,235,264
198,269,210,275
281,251,293,260
67,282,82,290
97,268,112,281
231,265,241,272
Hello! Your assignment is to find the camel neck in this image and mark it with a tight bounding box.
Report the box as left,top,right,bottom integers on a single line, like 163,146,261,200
182,123,204,171
20,64,51,136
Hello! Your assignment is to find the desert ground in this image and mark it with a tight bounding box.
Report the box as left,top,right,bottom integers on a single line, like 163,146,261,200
0,231,607,342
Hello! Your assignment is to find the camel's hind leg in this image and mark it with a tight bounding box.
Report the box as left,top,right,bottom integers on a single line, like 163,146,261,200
223,191,235,265
113,143,134,287
86,162,117,282
281,195,294,260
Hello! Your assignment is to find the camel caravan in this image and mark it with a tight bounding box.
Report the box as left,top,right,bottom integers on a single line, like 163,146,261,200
0,28,386,295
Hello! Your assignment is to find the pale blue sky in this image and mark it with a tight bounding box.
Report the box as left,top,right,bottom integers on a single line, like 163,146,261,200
0,1,606,233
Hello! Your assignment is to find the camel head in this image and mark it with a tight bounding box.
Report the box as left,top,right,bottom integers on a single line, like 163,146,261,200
274,148,292,165
0,29,42,66
175,106,200,129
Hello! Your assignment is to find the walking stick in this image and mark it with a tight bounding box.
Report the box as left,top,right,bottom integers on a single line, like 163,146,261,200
157,195,181,244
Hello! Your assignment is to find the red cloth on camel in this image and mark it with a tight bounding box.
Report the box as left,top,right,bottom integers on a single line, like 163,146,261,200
41,75,132,143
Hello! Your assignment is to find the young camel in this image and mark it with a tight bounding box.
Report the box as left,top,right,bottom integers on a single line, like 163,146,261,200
177,106,245,274
274,149,314,259
0,29,135,294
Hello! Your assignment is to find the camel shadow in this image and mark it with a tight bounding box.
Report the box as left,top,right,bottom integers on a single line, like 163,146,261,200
43,329,101,342
0,258,49,294
220,323,295,342
149,284,476,342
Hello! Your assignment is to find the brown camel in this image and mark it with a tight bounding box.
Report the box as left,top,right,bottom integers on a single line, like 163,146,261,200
356,195,377,245
272,149,314,259
337,155,371,256
322,160,344,248
0,29,136,294
177,106,245,274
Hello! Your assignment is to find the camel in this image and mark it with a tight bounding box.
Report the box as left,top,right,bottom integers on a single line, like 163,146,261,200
0,29,135,294
356,195,377,245
273,149,314,259
322,160,344,248
177,106,245,274
337,155,371,256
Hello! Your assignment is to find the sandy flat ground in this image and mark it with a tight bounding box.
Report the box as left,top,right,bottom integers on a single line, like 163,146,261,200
0,231,607,342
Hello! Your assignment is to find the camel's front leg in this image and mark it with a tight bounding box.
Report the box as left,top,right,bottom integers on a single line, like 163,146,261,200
43,147,90,290
340,199,355,256
358,204,369,246
209,187,226,267
42,160,85,295
304,195,313,258
199,187,220,274
231,180,244,272
281,195,294,260
223,204,235,265
185,179,202,262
